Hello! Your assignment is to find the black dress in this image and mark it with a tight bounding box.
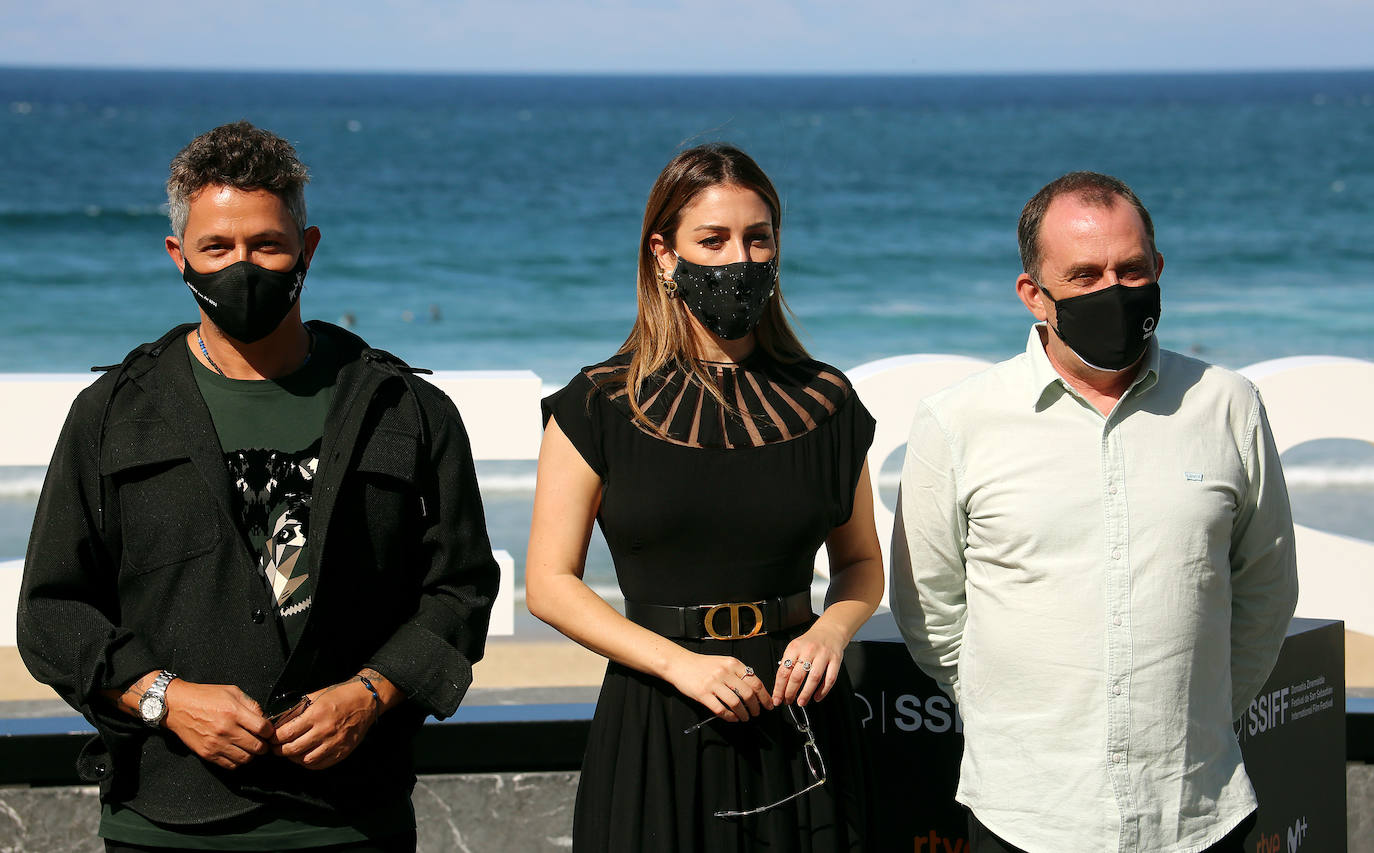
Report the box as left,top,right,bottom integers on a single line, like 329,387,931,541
541,351,877,852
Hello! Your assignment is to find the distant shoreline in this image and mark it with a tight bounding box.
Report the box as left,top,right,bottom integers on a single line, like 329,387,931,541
4,66,1374,79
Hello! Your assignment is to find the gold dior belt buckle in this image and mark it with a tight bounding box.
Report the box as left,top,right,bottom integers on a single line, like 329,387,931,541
703,601,767,640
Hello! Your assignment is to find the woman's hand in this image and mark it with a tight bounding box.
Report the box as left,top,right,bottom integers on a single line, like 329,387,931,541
665,651,774,723
772,621,849,707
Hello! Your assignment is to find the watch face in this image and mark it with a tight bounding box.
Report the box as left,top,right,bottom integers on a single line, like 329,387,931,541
140,693,165,722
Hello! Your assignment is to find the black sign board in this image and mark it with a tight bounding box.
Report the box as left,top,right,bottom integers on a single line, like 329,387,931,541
843,616,1345,852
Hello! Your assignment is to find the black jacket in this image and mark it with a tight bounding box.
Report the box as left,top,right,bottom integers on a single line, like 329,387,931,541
16,321,499,824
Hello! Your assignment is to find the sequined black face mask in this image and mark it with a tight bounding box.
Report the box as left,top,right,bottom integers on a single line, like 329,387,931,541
670,255,779,341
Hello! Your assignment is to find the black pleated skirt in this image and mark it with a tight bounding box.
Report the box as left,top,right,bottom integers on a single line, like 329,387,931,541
572,626,875,852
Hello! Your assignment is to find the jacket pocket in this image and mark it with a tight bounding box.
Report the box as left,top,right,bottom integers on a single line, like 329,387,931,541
103,424,222,575
355,427,420,486
342,427,421,579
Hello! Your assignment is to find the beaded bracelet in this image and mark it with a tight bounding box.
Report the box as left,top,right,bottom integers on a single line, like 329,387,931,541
357,674,383,718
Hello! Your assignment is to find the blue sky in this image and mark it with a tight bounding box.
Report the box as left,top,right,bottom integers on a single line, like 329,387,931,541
2,0,1371,74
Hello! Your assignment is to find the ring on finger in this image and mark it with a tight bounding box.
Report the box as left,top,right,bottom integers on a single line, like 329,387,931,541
744,666,755,677
729,686,741,698
781,658,793,669
801,660,812,672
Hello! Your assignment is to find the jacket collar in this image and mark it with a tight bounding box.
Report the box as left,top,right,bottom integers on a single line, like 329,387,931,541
99,321,424,560
120,325,252,559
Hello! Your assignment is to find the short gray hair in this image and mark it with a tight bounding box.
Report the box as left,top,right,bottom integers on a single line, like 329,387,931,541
1017,171,1156,282
166,120,309,237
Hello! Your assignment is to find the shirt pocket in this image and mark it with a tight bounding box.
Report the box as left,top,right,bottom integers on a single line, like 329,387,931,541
102,422,221,575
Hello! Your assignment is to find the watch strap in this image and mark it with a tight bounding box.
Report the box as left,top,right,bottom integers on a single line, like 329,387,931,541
139,670,177,725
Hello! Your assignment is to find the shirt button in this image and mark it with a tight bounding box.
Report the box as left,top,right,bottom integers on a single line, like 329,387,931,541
1113,684,1123,696
1111,550,1121,560
1109,485,1118,495
251,608,265,624
1113,752,1124,764
1113,615,1123,626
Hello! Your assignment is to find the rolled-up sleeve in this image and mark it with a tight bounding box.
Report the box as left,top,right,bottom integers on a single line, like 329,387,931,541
18,388,156,774
365,391,500,720
890,402,968,702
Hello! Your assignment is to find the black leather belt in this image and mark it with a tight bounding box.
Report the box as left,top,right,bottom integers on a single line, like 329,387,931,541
625,591,813,641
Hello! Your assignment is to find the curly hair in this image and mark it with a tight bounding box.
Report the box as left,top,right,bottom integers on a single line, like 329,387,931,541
166,120,310,237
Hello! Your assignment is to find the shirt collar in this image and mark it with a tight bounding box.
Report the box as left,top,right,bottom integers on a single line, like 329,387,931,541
1024,323,1161,410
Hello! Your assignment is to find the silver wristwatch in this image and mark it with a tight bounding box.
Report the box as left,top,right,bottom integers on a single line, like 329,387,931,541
138,670,177,727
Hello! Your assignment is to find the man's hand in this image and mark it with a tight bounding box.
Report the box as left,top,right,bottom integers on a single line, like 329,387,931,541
271,678,379,769
161,680,273,770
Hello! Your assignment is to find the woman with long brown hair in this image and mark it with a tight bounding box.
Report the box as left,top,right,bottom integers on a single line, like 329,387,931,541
527,143,883,851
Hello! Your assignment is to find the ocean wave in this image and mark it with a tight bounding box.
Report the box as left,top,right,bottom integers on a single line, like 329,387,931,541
476,464,1374,495
0,474,46,499
0,206,167,223
478,472,541,493
4,464,1371,501
1283,465,1374,488
875,465,1374,490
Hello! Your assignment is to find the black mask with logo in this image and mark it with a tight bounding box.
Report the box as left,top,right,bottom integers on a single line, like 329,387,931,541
1040,281,1162,372
671,255,779,341
183,254,308,344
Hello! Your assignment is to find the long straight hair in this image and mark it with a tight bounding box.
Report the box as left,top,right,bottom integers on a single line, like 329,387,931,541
615,143,809,432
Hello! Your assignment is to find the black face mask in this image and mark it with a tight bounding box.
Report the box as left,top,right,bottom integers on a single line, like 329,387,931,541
183,254,308,344
1041,281,1162,372
671,255,779,341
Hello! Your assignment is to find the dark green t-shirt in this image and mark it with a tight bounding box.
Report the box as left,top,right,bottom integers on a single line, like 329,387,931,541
99,799,416,850
100,332,411,848
192,334,337,651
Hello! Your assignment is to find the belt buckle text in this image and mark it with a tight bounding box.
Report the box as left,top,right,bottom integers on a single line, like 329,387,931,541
704,601,766,640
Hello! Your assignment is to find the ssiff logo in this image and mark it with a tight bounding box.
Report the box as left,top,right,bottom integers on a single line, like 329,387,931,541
1235,686,1289,743
855,691,963,734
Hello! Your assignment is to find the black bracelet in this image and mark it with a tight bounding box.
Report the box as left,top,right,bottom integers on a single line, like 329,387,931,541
357,675,383,717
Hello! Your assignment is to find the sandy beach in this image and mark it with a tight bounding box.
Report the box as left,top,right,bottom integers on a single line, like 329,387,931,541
3,630,1372,706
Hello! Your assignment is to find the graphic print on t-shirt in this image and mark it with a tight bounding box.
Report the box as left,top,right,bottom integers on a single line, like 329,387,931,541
225,441,320,630
262,464,316,615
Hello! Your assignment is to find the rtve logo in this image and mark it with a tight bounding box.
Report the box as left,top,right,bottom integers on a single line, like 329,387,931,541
912,829,967,852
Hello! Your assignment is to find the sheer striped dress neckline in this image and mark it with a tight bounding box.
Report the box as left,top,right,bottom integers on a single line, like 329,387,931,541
584,352,852,450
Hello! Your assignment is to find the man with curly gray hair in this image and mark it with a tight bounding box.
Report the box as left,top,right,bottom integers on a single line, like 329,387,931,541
19,120,499,852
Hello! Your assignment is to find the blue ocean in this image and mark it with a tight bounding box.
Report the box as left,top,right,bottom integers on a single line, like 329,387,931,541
2,68,1371,583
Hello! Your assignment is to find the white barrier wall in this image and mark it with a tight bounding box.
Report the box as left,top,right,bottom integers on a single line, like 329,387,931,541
1239,357,1374,636
0,370,540,643
1,356,1371,646
845,354,992,594
0,370,543,466
845,354,1373,637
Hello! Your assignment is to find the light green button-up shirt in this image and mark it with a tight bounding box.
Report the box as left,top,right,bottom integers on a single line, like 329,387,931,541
891,325,1298,853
